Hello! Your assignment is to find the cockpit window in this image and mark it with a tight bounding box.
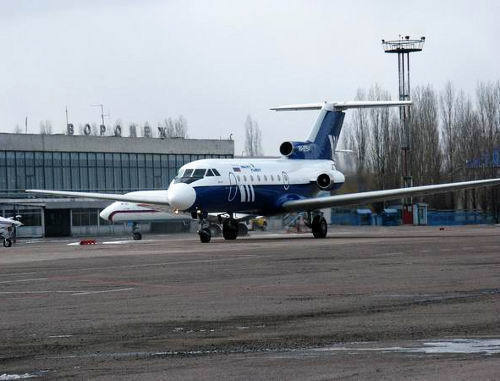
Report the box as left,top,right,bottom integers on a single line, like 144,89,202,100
192,169,206,177
212,168,221,176
174,168,207,184
206,169,214,176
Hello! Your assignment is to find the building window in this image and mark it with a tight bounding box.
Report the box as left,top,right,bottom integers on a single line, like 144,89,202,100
72,208,98,226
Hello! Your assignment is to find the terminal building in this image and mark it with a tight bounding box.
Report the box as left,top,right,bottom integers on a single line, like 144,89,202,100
0,133,233,237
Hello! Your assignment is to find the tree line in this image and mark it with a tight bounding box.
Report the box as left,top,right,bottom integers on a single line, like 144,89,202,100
340,81,500,217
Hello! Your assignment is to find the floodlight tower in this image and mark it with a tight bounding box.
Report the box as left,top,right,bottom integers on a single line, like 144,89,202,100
382,35,425,222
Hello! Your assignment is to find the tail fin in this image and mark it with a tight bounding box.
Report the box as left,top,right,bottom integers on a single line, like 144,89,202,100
272,100,411,160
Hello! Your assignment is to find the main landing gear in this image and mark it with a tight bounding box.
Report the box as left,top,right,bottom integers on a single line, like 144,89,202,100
221,216,248,241
132,222,142,240
305,212,328,239
196,212,248,243
222,219,238,240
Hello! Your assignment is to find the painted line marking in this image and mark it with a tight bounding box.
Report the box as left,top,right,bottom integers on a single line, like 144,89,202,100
72,287,134,296
0,272,37,277
0,288,134,296
0,277,48,284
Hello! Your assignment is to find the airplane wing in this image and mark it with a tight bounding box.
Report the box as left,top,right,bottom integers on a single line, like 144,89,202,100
281,178,500,212
25,189,170,207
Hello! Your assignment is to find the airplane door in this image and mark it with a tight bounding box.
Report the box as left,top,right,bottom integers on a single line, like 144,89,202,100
282,171,290,190
228,172,238,201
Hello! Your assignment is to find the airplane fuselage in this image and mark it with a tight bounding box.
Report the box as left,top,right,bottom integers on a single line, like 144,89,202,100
100,158,345,222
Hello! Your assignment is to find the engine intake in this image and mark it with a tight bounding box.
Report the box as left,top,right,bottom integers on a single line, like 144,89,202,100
280,141,294,156
279,141,315,158
316,173,334,190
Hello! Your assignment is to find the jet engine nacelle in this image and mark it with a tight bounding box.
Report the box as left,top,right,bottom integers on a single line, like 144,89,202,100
316,173,334,190
315,170,345,191
279,141,316,159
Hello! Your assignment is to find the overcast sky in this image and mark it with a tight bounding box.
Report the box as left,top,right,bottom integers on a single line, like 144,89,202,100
1,0,499,155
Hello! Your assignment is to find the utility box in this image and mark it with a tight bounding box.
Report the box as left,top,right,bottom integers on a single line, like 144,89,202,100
413,203,428,225
381,208,399,226
356,209,373,225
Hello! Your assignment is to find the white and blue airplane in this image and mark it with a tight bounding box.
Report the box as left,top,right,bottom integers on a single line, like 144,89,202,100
27,100,500,242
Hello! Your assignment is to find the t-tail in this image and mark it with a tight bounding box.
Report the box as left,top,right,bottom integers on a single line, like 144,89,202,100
271,100,412,160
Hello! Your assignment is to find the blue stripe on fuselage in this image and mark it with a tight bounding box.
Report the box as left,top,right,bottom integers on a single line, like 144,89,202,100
188,182,343,215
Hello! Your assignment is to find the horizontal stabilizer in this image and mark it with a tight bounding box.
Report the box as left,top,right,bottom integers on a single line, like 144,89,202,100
271,100,412,111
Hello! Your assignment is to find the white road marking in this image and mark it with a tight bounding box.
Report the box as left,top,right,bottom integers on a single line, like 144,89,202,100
72,287,134,296
102,240,134,245
0,288,134,296
0,277,48,284
0,272,37,277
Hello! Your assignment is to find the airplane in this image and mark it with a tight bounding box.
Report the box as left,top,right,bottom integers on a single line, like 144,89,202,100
26,100,500,243
0,216,22,247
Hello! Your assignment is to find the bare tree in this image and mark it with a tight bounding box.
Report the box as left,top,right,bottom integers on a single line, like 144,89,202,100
475,81,500,220
163,116,188,138
410,85,442,189
351,89,371,190
367,84,395,190
244,115,263,157
39,120,53,135
439,81,458,208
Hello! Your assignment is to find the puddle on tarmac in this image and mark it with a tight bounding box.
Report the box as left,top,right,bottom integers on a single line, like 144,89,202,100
314,339,500,356
50,338,500,362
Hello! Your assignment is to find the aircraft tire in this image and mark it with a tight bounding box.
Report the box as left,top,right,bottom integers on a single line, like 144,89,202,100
132,232,142,241
312,216,327,238
199,228,211,243
222,220,238,240
238,222,248,237
3,238,12,248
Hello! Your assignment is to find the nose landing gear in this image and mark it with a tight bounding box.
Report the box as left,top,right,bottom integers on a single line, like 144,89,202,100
197,210,211,243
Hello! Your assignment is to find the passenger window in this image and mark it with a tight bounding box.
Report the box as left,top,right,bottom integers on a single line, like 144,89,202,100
257,175,260,181
271,175,274,181
264,175,267,181
237,175,241,182
206,169,214,176
277,175,281,181
250,175,254,182
212,168,221,176
243,175,247,182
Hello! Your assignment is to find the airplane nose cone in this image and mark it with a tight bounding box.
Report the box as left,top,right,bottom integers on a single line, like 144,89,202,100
99,204,115,222
167,183,196,211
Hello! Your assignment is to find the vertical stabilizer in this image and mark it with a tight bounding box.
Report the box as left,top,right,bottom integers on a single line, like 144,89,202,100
272,100,411,160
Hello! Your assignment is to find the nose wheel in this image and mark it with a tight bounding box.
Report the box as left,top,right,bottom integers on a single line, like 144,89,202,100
197,211,212,243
